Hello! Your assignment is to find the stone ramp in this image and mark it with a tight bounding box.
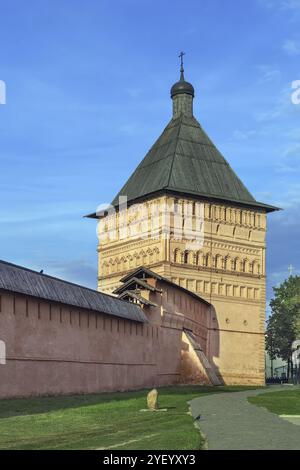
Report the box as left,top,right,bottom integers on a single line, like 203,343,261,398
184,329,223,386
190,386,300,450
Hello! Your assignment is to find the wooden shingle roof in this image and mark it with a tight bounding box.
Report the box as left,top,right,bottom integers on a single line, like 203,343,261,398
111,114,278,213
0,260,147,323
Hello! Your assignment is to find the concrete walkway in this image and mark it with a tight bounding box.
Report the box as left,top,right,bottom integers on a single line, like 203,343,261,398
190,386,300,450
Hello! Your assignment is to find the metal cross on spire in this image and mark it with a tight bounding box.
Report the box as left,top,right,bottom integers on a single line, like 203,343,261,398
179,51,185,80
288,264,295,276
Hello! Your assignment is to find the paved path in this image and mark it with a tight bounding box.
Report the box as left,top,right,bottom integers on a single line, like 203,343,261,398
190,386,300,450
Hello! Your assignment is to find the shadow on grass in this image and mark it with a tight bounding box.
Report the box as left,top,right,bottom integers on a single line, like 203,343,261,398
0,385,261,419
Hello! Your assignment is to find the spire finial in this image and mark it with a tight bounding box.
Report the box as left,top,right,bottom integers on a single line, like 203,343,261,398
288,264,295,276
179,51,185,80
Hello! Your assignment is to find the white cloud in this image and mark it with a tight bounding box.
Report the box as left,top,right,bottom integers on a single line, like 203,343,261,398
262,0,300,11
281,0,300,9
255,84,299,122
285,127,300,139
260,0,300,21
271,184,300,211
232,129,257,141
43,258,97,288
276,145,300,173
14,257,97,289
257,65,281,84
282,39,300,55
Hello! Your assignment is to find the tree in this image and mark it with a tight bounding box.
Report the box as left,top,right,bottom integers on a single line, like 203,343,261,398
266,276,300,378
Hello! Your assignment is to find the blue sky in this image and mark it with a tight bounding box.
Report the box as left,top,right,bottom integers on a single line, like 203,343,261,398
0,0,299,306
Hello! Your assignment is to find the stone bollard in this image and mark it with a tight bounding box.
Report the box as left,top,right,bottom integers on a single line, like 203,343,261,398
147,388,159,411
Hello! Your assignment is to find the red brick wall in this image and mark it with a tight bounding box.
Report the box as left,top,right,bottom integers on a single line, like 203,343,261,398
0,291,181,398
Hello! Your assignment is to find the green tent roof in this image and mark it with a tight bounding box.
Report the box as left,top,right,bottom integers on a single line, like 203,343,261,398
111,114,278,212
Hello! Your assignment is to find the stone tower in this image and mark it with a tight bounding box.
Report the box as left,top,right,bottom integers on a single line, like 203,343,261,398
87,60,279,385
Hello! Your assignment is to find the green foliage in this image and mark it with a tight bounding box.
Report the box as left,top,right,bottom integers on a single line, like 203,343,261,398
266,276,300,362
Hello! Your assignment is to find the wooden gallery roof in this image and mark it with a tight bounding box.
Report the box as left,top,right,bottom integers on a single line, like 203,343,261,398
0,260,147,323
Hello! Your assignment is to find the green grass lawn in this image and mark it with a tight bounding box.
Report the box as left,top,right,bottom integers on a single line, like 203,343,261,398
248,389,300,416
0,385,254,450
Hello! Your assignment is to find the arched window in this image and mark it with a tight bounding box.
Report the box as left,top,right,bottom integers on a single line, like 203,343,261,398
232,258,239,271
183,251,189,264
195,251,202,266
205,253,211,268
215,255,222,269
253,262,261,275
174,249,180,263
192,201,196,216
241,259,249,273
224,256,230,271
